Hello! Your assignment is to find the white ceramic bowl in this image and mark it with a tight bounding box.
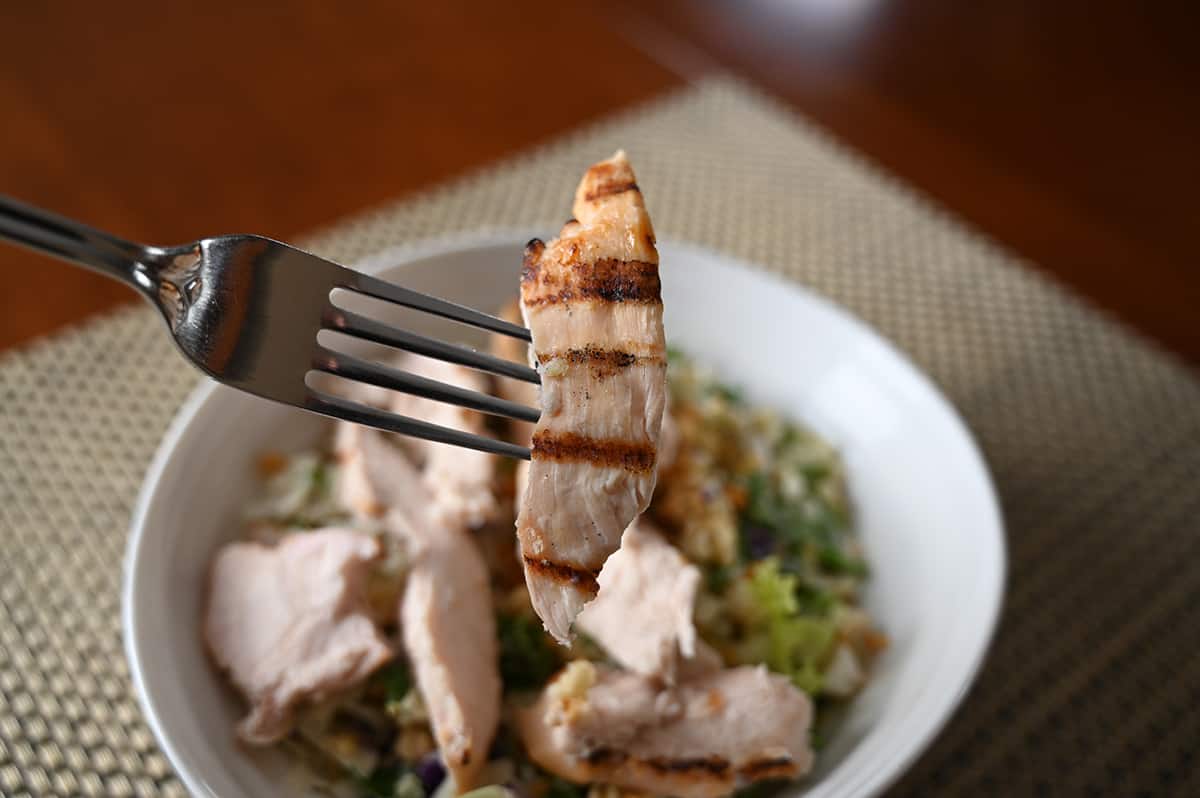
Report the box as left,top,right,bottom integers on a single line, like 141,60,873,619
124,232,1005,798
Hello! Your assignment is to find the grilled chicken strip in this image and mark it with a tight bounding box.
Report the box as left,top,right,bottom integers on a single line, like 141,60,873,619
517,663,814,798
517,151,668,643
204,529,392,745
576,520,721,683
657,406,681,473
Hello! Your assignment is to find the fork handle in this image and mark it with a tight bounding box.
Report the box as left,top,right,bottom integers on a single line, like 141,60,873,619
0,193,155,292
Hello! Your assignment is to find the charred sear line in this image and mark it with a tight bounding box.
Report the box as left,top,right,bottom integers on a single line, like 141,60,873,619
536,347,662,378
737,757,798,779
583,180,639,202
641,755,731,776
583,747,629,766
521,239,547,284
522,258,662,305
532,431,656,473
522,556,601,594
538,347,638,368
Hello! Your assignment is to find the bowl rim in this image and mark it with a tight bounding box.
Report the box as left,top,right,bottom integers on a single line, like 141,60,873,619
123,229,1006,798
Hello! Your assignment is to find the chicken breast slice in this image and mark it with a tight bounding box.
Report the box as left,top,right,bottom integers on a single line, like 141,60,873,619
334,421,428,521
517,151,667,643
331,353,497,529
394,506,502,792
657,406,681,473
204,529,392,745
517,663,814,798
576,520,721,683
360,437,501,793
335,413,502,791
388,353,498,529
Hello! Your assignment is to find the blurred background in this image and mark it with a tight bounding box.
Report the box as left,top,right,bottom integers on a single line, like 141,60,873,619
2,1,1196,360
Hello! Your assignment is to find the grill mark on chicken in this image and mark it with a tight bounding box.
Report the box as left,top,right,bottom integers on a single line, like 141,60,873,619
524,238,547,260
583,749,737,780
536,347,664,378
581,160,639,201
642,756,731,776
522,556,602,594
521,255,662,306
539,340,666,358
737,757,800,779
584,180,639,202
517,663,814,796
583,747,629,766
532,431,656,473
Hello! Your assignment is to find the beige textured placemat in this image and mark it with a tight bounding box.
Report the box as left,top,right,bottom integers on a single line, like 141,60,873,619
2,76,1198,797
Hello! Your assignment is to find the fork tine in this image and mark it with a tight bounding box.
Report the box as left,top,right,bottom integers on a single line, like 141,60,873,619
343,270,532,341
307,389,531,460
324,308,540,384
313,346,540,423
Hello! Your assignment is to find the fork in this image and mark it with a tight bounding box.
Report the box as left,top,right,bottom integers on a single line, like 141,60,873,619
0,194,540,459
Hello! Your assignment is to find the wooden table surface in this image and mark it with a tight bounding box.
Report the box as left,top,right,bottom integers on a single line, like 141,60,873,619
2,1,1197,362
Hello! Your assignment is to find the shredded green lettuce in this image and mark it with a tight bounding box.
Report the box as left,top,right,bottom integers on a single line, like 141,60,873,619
743,559,837,694
373,661,413,706
245,451,349,529
702,558,838,696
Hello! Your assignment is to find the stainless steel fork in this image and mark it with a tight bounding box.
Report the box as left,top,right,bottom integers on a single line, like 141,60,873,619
0,194,539,459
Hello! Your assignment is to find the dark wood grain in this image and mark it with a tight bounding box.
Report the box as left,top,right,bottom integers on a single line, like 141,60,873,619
2,1,1198,364
0,1,681,350
618,0,1200,361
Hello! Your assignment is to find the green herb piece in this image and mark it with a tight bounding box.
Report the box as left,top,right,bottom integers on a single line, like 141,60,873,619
372,661,413,705
311,460,330,496
704,563,736,593
817,546,869,578
357,766,428,798
713,382,744,404
799,462,832,483
543,776,587,798
793,582,836,616
744,471,778,526
497,612,561,691
741,466,859,582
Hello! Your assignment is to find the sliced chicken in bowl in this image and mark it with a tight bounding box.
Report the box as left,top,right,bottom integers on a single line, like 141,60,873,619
204,528,393,745
517,661,814,798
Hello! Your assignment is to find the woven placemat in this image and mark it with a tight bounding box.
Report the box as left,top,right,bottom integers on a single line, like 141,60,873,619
2,76,1198,797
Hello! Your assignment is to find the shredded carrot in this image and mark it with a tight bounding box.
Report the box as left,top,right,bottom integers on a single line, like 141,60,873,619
863,629,889,654
256,451,287,477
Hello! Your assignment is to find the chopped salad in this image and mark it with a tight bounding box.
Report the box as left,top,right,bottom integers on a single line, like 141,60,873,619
206,350,883,798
